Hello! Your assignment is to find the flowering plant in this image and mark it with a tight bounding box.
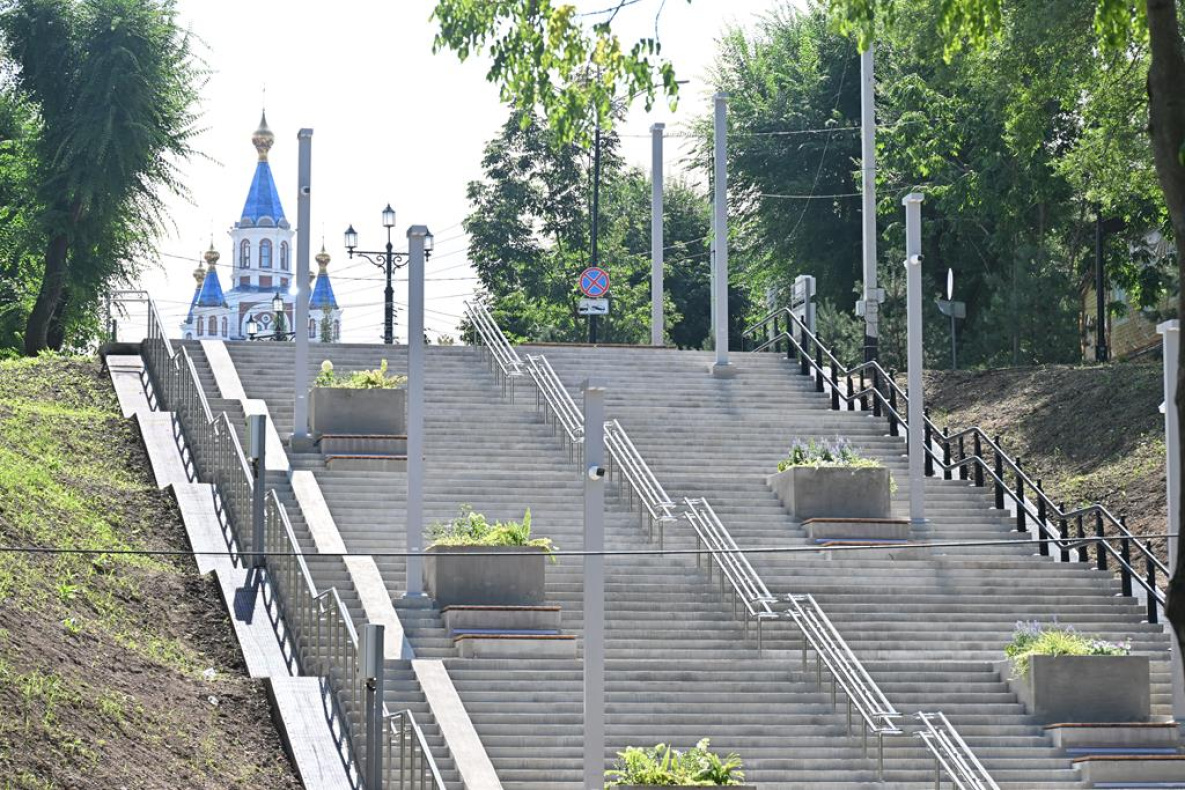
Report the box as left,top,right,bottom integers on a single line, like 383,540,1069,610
313,359,406,389
1005,620,1131,677
776,437,882,472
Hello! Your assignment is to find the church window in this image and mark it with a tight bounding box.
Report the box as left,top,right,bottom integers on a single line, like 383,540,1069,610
240,239,251,268
197,316,204,336
309,319,316,339
240,276,250,288
260,239,273,269
280,242,289,271
334,319,340,342
221,317,228,337
260,276,272,288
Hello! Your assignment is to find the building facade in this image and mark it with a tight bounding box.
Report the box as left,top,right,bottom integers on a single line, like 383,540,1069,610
181,113,341,342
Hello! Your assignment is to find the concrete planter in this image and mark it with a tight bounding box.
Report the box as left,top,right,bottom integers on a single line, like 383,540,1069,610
423,545,547,607
613,786,755,789
997,655,1150,723
766,466,891,520
308,386,405,437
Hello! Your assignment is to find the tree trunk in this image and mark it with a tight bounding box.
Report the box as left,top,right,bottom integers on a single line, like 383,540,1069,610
1146,0,1185,679
23,230,69,355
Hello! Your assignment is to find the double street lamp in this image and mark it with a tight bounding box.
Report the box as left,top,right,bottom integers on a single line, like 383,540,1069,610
345,204,433,344
246,291,294,341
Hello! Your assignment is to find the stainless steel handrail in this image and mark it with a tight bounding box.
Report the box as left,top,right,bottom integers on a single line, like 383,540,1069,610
524,353,584,447
604,419,677,546
914,711,1000,790
136,296,444,790
683,498,779,648
465,300,524,399
785,593,903,779
385,709,449,790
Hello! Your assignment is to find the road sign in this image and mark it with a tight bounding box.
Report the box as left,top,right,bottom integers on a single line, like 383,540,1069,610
580,267,610,298
936,298,966,319
578,298,609,316
947,268,954,301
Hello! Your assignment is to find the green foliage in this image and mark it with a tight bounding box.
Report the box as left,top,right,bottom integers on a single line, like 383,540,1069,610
776,437,882,472
606,739,745,786
431,0,684,145
1004,620,1132,677
428,506,557,556
313,359,406,389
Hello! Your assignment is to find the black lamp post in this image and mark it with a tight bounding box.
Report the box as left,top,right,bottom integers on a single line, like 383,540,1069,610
345,204,432,345
272,291,286,341
246,315,258,341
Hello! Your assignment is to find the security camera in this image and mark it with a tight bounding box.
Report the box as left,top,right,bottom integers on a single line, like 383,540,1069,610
300,186,311,195
907,254,923,266
587,465,606,481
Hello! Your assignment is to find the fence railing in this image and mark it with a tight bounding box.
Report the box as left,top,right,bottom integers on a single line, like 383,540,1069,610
464,300,524,398
743,304,1167,624
137,296,443,790
604,419,678,547
682,498,779,648
785,593,903,778
914,711,1000,790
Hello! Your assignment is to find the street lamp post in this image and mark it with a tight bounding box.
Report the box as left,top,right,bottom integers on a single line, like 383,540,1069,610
344,205,432,344
271,291,286,341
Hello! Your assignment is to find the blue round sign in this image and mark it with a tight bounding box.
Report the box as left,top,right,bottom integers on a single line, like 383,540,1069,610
580,267,610,298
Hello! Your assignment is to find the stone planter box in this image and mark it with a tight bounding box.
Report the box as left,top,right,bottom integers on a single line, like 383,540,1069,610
309,386,405,437
423,545,547,607
996,655,1150,724
613,785,755,789
766,466,891,520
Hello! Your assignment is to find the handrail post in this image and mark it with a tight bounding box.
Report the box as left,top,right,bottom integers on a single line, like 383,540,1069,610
800,323,810,375
1058,504,1070,563
815,344,825,392
994,438,1005,509
1120,533,1134,598
941,425,951,480
872,368,882,418
831,364,841,410
1147,556,1159,624
1036,483,1050,556
1076,514,1088,562
957,435,967,481
924,416,935,478
1096,513,1108,571
888,376,899,436
1015,460,1026,533
859,368,868,411
973,434,984,487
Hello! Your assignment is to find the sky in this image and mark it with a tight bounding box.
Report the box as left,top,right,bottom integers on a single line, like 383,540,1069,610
137,0,788,343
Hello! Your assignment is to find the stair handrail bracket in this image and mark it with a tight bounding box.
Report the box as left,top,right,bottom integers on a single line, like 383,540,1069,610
744,302,1167,623
784,592,902,779
464,300,524,398
137,296,443,790
914,711,1000,790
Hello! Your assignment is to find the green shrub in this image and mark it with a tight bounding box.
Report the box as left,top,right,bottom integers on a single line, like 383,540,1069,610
428,506,556,557
313,359,406,389
606,739,745,786
1004,621,1131,677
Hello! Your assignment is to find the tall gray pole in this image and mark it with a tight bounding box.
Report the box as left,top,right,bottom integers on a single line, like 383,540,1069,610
859,47,880,363
293,129,313,442
903,193,926,524
582,380,606,790
362,623,385,790
712,93,733,376
248,414,267,568
1158,320,1183,718
406,226,430,596
650,123,665,347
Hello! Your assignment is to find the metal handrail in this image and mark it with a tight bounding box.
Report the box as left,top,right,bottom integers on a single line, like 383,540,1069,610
604,419,677,546
465,300,524,399
914,711,1000,790
385,709,448,790
743,303,1168,623
524,353,584,446
683,498,779,648
135,295,444,790
785,593,903,779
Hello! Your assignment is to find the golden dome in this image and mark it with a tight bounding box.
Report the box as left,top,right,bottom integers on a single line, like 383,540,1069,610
203,243,220,268
252,111,274,161
316,244,331,273
193,264,206,284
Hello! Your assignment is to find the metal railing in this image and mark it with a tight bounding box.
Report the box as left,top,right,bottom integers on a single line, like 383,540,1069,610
605,419,677,546
464,300,524,398
743,304,1168,624
683,498,780,648
137,295,444,790
914,711,1000,790
524,353,584,449
785,593,903,778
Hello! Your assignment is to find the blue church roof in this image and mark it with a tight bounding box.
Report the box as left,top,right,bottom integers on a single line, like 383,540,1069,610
196,268,227,307
185,283,201,323
240,161,288,228
310,272,338,311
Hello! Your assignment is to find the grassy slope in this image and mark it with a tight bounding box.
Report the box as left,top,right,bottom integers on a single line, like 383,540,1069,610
0,357,300,790
924,361,1165,546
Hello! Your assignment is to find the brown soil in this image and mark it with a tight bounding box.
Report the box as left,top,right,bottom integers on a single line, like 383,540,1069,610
0,357,302,790
923,361,1166,549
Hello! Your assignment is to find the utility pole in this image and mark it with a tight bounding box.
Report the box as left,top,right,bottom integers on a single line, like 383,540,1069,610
582,381,606,789
293,129,313,442
650,123,664,347
711,93,734,377
903,193,926,524
858,45,881,363
590,124,602,345
406,226,430,596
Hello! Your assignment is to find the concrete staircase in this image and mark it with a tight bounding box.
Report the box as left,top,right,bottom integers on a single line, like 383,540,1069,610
178,341,465,790
197,340,1176,788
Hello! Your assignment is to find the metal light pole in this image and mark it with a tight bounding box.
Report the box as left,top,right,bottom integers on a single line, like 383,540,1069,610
361,623,386,789
406,225,433,596
590,125,603,345
903,192,926,524
1158,320,1184,718
293,128,313,441
247,414,267,568
651,123,665,347
582,380,606,790
858,46,881,362
272,291,286,341
345,205,417,345
711,93,733,377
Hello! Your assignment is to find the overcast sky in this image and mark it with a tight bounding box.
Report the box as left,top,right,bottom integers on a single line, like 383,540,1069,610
137,0,786,343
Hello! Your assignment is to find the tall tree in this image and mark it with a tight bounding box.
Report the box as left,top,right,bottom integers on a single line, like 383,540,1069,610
0,0,200,354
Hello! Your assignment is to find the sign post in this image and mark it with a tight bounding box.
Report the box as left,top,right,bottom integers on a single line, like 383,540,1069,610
580,267,610,344
936,268,966,370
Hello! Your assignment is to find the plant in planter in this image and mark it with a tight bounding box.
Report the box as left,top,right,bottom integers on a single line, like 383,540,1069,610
605,739,751,788
423,507,557,606
766,437,893,520
309,359,408,437
999,621,1146,723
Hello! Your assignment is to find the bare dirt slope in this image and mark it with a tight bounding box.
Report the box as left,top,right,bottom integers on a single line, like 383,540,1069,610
0,356,301,790
924,361,1166,546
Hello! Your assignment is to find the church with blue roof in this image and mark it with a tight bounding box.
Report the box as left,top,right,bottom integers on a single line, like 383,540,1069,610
180,113,343,342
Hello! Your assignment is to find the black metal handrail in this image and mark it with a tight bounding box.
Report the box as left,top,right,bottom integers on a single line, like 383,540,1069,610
743,305,1167,624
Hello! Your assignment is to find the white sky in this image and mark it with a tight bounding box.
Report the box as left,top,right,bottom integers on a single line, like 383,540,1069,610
137,0,786,343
